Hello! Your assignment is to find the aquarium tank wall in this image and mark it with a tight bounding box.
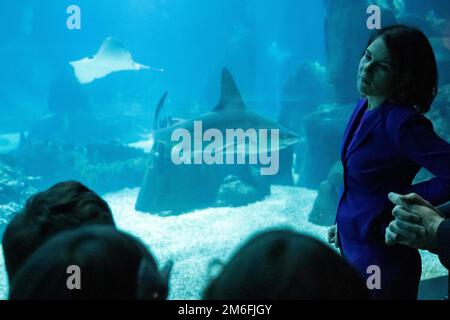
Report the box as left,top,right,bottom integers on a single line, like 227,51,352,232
0,0,449,301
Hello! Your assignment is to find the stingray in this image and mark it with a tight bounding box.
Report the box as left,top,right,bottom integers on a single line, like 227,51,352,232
69,37,163,84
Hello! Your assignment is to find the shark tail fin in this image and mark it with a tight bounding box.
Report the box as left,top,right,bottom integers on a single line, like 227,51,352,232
213,68,245,112
153,92,168,130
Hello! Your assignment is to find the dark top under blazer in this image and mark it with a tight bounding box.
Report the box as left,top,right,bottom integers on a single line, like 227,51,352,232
337,98,450,244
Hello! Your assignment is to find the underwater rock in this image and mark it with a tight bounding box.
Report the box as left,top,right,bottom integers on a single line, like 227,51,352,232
274,61,334,186
397,2,450,86
324,0,397,104
428,84,450,142
269,146,295,186
216,174,269,207
135,144,271,214
309,181,338,226
0,158,37,236
29,114,94,145
12,138,147,194
135,144,222,214
13,138,81,187
80,158,148,195
0,159,36,205
278,61,333,131
308,161,343,226
297,104,352,189
324,0,450,104
85,141,146,163
400,0,450,25
266,41,292,64
29,113,143,146
0,202,22,236
429,37,450,86
32,64,146,146
293,137,306,179
0,132,21,154
216,166,270,207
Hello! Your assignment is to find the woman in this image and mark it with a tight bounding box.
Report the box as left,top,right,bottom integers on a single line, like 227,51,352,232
328,25,450,299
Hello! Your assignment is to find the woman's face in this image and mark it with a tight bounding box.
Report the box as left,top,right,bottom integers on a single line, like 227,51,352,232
357,37,395,97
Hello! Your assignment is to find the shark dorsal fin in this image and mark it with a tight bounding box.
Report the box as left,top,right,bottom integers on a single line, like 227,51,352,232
213,68,245,112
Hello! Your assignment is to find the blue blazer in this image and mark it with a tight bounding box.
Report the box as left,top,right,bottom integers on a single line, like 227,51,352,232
337,98,450,242
336,98,450,299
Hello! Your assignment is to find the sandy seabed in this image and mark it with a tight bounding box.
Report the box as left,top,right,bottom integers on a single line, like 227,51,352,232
0,185,446,299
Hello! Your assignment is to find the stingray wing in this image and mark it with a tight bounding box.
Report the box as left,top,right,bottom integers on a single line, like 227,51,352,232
69,37,150,84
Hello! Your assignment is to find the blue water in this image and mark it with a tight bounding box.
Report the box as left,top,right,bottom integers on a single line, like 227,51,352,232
0,0,326,129
0,0,449,300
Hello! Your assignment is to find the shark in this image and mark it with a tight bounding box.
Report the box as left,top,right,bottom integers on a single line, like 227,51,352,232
69,37,163,84
153,68,300,161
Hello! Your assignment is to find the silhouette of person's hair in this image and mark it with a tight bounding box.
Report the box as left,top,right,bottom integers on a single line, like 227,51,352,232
2,181,115,281
9,226,171,300
203,229,370,300
364,25,438,113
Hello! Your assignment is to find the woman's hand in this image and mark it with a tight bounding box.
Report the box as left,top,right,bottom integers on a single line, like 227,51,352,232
327,223,340,248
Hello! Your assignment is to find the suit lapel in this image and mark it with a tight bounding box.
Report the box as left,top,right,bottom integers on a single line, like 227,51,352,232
340,99,368,160
345,107,382,160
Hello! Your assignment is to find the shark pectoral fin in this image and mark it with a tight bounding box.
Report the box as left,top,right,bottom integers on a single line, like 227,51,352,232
153,92,169,130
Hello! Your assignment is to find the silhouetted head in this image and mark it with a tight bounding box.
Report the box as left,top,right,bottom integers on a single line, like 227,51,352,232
358,25,438,113
203,229,370,300
2,181,115,281
9,226,171,300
